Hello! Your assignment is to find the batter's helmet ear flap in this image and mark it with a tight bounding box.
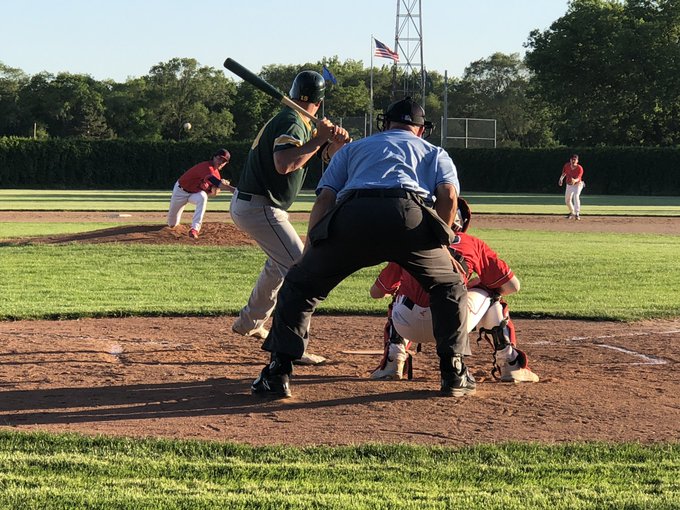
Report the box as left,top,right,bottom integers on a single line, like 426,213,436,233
289,71,325,103
453,197,471,232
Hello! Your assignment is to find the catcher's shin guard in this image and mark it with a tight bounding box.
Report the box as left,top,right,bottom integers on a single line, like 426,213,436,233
477,316,514,381
371,316,413,380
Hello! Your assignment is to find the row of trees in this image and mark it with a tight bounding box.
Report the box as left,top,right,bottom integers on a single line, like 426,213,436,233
1,0,679,147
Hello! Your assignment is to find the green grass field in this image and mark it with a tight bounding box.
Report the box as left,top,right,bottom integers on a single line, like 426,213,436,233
1,432,678,509
1,191,679,508
2,231,679,321
2,189,680,215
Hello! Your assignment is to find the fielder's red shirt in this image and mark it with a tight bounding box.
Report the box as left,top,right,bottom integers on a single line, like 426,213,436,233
373,233,514,307
178,161,221,193
562,163,584,182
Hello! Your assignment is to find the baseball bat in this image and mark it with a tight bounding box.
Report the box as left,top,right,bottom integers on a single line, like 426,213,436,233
223,57,320,125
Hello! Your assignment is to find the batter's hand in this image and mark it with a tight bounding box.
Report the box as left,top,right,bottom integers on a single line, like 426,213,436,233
316,118,336,143
329,125,351,145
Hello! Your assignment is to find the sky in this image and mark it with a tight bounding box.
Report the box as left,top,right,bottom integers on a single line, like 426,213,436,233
1,0,571,82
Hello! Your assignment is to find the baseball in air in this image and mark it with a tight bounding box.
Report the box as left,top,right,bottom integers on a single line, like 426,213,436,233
183,122,192,131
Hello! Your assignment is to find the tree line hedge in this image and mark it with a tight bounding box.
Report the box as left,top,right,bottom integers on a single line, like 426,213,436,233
0,139,679,195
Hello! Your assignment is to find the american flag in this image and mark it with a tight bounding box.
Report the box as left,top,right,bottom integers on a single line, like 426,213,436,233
374,38,399,62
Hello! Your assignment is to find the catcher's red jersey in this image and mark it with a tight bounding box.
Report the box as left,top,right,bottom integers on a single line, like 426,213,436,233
374,233,515,307
178,161,221,193
450,233,514,289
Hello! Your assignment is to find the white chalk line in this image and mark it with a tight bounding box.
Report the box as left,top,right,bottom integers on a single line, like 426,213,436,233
566,329,680,342
530,329,680,365
594,344,668,365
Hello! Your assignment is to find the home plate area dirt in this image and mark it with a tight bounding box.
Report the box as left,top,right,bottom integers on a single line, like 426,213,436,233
0,212,679,446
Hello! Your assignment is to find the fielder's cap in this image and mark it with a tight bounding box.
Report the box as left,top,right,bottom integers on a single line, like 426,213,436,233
213,148,231,163
384,96,427,127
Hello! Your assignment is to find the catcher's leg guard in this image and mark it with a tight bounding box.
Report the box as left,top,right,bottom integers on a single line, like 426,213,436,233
477,321,511,381
371,316,413,380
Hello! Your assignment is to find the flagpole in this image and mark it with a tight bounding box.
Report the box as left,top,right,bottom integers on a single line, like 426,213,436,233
369,35,374,135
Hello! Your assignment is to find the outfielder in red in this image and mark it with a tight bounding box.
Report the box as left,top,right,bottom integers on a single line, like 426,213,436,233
558,154,585,220
370,198,539,383
167,149,234,238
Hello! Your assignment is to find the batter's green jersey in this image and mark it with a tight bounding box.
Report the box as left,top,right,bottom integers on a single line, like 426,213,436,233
238,106,316,210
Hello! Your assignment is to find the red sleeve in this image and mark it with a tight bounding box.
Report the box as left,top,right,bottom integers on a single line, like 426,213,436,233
199,166,221,191
453,234,513,289
374,262,403,295
474,238,514,289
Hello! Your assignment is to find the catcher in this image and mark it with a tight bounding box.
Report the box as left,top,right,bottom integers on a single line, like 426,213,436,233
167,148,235,239
369,198,539,383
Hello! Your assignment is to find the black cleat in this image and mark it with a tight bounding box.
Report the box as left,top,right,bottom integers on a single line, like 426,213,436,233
440,355,477,397
251,364,292,398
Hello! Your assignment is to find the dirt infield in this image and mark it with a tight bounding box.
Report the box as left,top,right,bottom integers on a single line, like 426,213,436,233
1,212,679,446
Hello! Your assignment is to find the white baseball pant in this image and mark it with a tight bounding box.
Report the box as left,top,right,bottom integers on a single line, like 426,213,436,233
565,182,584,216
391,287,500,344
167,181,209,231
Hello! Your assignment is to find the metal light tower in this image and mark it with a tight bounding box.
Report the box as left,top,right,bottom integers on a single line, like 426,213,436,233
392,0,425,102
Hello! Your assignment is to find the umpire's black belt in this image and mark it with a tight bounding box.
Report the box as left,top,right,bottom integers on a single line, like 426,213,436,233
351,188,434,207
352,188,411,199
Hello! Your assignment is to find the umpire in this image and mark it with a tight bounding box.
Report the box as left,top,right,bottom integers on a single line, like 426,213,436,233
252,97,475,398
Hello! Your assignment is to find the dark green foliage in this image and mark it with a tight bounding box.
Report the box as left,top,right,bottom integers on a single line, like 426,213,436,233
452,146,680,195
1,140,679,194
0,139,251,189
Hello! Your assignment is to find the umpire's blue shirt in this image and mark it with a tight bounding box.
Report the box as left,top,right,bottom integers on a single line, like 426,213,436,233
317,129,459,202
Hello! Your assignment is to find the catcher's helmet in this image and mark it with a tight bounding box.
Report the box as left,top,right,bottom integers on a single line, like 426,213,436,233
376,96,434,137
453,197,471,233
289,70,325,103
213,148,231,164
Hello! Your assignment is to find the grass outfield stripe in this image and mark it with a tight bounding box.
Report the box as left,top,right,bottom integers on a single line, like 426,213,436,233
2,230,679,320
0,432,678,508
1,190,679,215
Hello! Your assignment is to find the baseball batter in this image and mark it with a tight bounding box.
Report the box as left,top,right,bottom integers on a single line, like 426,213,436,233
167,149,234,239
370,198,539,383
229,70,349,364
559,154,585,220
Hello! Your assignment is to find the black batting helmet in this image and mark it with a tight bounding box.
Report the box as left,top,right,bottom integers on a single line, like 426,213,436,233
289,70,325,103
453,197,471,233
376,97,434,136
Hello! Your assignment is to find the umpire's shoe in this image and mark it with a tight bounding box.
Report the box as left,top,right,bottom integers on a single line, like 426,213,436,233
440,355,477,397
251,355,293,398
